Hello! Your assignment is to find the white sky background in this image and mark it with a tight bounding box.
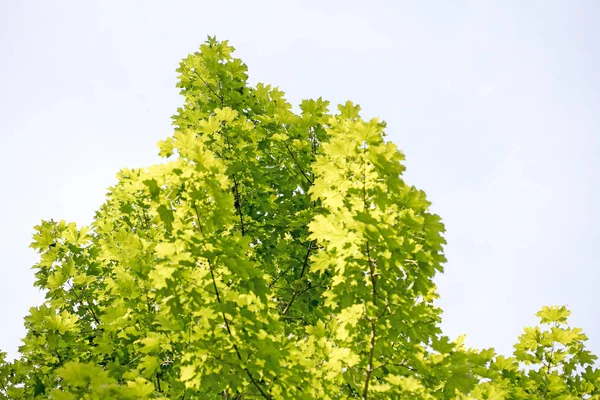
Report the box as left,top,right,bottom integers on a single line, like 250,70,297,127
1,0,598,361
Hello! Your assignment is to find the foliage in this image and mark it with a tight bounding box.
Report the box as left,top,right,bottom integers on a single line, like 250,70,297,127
1,37,599,399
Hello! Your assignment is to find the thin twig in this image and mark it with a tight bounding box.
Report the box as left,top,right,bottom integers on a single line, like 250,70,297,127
68,283,101,325
372,361,415,373
231,175,246,236
269,264,296,289
299,240,315,278
282,279,324,315
193,71,223,104
282,141,313,185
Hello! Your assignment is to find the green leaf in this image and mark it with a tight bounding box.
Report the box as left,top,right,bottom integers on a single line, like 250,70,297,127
157,204,174,231
126,378,155,397
138,356,160,378
143,179,161,200
57,362,89,387
537,305,570,324
45,311,79,334
158,137,175,158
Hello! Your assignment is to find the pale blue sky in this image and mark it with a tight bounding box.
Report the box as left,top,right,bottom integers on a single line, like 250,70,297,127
1,0,598,361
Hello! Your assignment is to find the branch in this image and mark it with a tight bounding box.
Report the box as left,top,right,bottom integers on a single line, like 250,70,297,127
0,376,8,394
218,121,246,237
366,243,377,304
145,291,154,314
55,351,64,367
299,240,315,278
192,203,204,235
193,207,270,399
282,141,313,185
68,283,101,326
231,175,246,236
209,258,270,399
282,279,324,315
546,321,559,374
372,361,416,373
183,276,217,296
268,264,296,289
362,317,377,399
361,146,377,400
193,71,224,105
346,382,359,396
274,239,315,308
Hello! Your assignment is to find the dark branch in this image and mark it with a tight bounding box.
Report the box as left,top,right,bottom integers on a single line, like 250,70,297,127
282,141,313,185
231,175,246,236
193,208,270,399
269,264,296,289
68,283,101,326
282,279,324,315
299,240,315,278
193,71,224,104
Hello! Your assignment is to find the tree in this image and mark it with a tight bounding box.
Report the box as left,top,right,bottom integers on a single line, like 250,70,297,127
1,37,598,399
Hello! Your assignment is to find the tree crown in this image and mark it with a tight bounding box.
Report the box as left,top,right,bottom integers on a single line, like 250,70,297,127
1,37,598,400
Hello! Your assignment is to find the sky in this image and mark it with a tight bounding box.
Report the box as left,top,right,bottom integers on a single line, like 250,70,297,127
1,0,599,361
